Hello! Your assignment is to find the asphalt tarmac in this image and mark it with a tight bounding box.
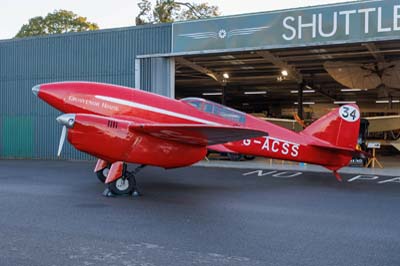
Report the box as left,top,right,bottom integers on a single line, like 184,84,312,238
0,160,399,266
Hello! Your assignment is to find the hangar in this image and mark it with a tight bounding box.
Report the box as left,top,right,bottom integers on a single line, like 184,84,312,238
0,0,399,160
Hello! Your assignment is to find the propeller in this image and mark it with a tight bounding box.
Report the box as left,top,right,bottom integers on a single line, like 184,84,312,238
57,125,67,157
56,114,76,157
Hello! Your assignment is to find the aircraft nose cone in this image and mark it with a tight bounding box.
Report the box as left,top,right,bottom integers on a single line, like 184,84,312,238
32,85,40,96
56,114,76,128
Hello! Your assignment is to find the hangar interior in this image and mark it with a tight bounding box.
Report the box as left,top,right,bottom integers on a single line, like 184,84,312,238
166,0,400,166
174,41,400,116
173,40,400,161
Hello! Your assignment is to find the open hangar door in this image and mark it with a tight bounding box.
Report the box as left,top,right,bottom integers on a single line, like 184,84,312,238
135,57,175,98
174,41,400,164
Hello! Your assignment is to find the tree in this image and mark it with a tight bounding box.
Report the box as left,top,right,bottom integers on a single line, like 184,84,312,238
153,0,178,24
135,0,153,25
15,10,99,38
135,0,220,25
175,2,220,21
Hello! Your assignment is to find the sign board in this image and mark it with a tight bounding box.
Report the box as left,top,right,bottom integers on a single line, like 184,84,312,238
172,0,400,54
367,142,381,149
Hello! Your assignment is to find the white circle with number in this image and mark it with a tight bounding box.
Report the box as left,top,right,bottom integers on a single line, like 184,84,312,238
339,105,360,122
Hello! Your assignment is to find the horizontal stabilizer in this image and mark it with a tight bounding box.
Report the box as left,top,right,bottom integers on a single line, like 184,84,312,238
130,124,268,146
309,141,370,158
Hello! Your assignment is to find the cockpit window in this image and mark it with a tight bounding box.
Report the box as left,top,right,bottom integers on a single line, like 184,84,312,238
181,97,246,124
204,103,213,113
186,100,202,110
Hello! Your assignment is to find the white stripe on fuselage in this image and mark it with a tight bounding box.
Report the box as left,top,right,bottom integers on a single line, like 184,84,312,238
95,95,221,125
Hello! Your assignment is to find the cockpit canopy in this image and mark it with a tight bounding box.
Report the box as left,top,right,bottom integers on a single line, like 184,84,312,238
181,97,246,124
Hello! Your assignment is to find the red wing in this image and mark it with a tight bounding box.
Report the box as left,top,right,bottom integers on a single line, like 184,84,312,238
129,124,268,146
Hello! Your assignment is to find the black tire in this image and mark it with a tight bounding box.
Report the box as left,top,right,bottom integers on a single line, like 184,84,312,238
244,155,255,160
108,176,134,195
96,167,109,183
227,153,243,161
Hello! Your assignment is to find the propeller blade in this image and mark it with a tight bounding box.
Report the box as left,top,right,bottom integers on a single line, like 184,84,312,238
55,114,76,157
57,125,67,157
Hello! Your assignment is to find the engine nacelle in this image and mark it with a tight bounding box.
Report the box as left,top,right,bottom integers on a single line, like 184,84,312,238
64,114,207,168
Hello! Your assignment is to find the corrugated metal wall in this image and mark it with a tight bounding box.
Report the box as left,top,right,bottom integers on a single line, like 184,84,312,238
0,24,172,160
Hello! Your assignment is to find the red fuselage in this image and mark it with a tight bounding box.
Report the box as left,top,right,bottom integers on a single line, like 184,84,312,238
36,82,357,170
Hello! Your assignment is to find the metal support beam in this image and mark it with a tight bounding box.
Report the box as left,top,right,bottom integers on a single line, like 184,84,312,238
298,83,304,120
256,51,303,83
222,85,227,105
363,43,385,63
313,86,336,101
175,57,225,85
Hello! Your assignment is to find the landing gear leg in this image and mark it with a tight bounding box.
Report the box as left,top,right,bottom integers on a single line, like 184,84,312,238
96,164,110,183
126,164,146,197
104,164,146,197
333,171,343,182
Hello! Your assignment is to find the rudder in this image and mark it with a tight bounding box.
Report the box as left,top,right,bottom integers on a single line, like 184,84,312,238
302,104,361,150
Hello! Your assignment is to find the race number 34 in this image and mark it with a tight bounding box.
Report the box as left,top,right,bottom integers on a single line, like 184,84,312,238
339,105,360,122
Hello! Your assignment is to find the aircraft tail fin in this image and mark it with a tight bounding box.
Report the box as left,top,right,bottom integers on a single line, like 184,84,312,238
302,104,361,150
301,104,362,178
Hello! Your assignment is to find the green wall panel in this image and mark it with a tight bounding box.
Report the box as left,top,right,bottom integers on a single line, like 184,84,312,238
1,116,34,158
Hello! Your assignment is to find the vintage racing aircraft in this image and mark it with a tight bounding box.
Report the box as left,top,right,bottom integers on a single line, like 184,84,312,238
33,82,362,196
33,82,267,195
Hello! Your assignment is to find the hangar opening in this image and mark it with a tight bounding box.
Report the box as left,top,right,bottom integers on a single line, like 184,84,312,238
174,41,400,118
169,0,400,164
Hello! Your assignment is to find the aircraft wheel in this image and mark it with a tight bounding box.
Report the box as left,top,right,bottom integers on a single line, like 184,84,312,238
227,153,243,161
244,155,255,160
108,176,134,195
96,166,110,183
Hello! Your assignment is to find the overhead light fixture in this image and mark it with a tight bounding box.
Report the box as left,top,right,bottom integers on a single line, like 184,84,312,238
220,55,235,60
290,90,315,94
376,100,390,104
223,73,230,79
202,92,222,96
244,91,267,95
281,69,289,77
231,60,245,65
294,102,315,105
334,101,356,104
341,88,362,92
305,85,313,90
376,100,400,104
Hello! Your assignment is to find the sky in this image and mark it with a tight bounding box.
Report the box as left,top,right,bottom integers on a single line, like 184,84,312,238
0,0,352,40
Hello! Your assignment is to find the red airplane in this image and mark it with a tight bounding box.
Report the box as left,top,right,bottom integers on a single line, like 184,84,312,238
33,82,362,196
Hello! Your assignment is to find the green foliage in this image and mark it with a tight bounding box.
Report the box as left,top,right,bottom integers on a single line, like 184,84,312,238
153,0,178,23
175,2,220,21
136,0,220,25
135,0,153,25
15,10,99,38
